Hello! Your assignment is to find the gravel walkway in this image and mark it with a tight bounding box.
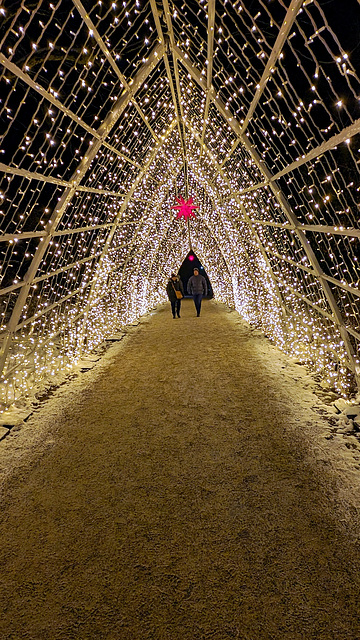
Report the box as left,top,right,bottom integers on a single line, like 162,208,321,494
1,299,360,639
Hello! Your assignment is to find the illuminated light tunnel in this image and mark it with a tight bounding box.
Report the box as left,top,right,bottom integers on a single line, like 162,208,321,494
1,0,360,411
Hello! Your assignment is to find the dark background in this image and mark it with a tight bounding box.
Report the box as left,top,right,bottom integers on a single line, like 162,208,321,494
178,251,213,298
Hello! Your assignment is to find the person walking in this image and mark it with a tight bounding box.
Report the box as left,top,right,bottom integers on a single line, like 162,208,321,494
187,267,208,316
166,273,184,319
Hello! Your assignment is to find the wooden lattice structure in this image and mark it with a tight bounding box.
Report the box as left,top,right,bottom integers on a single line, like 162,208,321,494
1,0,360,409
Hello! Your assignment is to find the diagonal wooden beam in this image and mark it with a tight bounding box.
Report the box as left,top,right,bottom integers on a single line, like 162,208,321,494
72,0,159,142
185,121,360,374
149,0,192,252
149,0,186,176
76,119,178,353
0,161,127,195
173,45,359,378
220,0,304,165
272,274,335,321
241,0,304,135
271,119,360,180
174,42,360,181
228,114,360,186
120,161,186,306
0,223,133,297
248,218,360,240
265,246,360,300
199,0,216,159
0,51,155,168
0,45,165,380
160,0,189,192
184,121,289,323
159,0,192,246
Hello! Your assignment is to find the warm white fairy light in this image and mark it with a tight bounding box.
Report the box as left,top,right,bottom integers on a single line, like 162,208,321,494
1,0,360,409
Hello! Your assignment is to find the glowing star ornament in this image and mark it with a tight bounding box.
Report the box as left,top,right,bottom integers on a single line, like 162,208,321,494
172,195,199,221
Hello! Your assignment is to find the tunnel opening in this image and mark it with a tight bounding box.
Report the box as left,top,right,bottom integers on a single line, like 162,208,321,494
178,251,213,298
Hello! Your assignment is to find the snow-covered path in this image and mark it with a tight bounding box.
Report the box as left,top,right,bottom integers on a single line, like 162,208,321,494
1,299,360,639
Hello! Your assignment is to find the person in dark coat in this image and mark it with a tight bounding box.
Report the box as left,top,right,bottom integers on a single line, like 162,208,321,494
187,267,207,316
166,273,184,318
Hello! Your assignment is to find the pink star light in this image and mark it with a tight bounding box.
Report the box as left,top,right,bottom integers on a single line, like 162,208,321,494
172,195,198,221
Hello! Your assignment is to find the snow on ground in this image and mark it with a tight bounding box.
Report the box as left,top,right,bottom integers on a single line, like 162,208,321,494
0,316,145,493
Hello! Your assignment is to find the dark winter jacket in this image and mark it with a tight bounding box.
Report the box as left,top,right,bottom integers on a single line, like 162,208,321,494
187,274,207,296
166,277,184,302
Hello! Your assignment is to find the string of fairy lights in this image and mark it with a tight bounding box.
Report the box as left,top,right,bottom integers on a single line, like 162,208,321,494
0,0,360,410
